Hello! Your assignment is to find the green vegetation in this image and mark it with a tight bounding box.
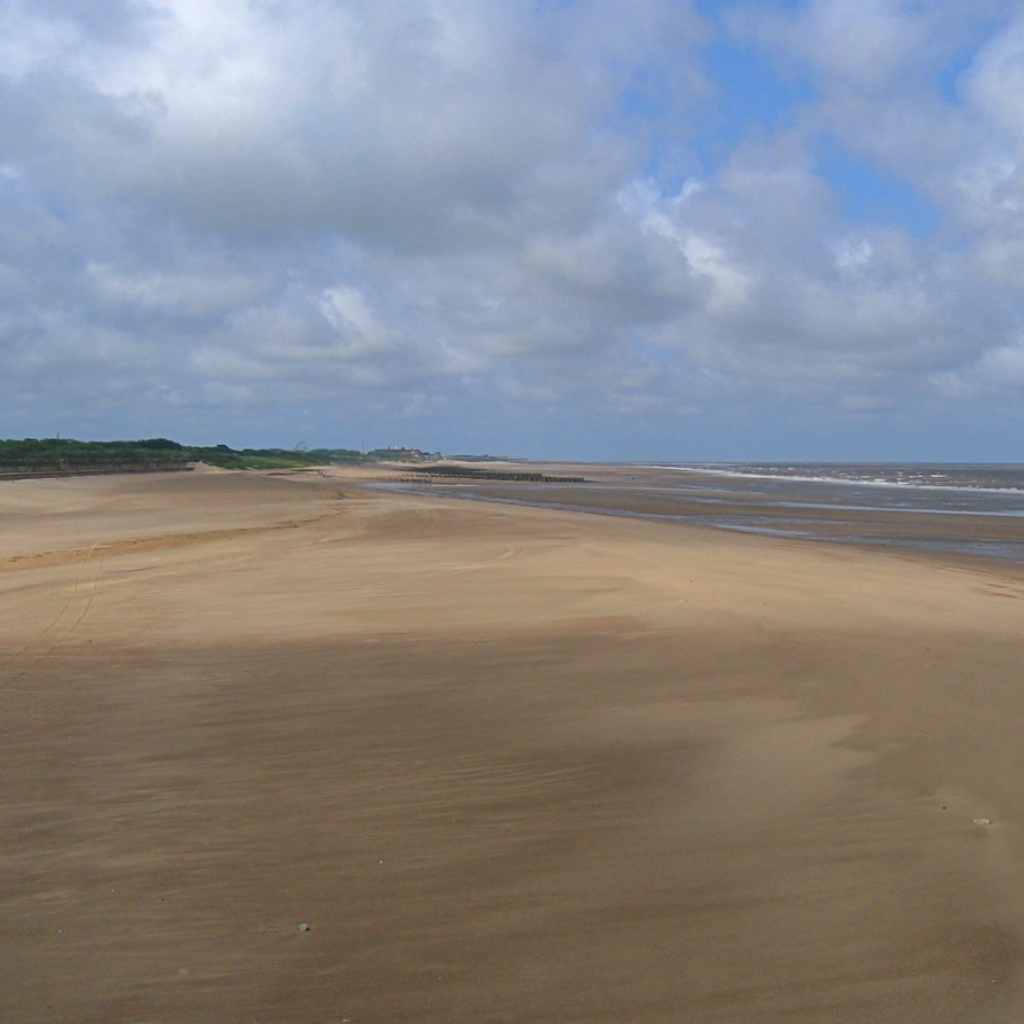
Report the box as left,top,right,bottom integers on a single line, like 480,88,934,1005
0,438,365,476
0,439,526,479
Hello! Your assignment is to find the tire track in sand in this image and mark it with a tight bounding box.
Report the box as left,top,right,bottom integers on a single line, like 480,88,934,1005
0,541,110,687
427,545,519,575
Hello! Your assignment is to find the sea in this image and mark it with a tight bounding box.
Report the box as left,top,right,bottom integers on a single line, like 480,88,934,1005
381,462,1024,566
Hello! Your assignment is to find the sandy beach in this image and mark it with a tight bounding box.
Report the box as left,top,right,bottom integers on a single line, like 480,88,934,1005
3,466,1024,1023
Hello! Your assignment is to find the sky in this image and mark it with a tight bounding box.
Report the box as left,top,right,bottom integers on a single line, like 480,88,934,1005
3,0,1024,460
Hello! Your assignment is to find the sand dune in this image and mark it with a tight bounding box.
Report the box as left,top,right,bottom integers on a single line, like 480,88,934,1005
2,469,1023,1022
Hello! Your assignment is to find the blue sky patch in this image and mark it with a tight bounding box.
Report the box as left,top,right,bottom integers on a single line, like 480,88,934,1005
694,37,817,171
815,134,940,236
626,30,819,188
936,50,976,104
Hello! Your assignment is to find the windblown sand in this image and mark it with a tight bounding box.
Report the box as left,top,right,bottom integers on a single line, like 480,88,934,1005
2,468,1024,1022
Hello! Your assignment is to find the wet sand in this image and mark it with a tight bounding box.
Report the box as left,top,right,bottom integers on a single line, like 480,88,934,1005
2,467,1024,1022
391,462,1024,562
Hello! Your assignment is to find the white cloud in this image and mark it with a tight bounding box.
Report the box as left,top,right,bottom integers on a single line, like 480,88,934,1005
963,17,1024,141
6,0,660,248
85,260,267,317
319,286,388,355
728,0,929,90
977,338,1024,384
3,0,1024,454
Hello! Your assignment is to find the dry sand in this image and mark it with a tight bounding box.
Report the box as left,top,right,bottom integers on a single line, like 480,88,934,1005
2,467,1024,1022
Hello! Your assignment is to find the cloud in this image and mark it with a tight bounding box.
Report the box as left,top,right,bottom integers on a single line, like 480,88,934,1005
84,259,267,318
726,0,930,90
2,0,1024,456
6,0,685,248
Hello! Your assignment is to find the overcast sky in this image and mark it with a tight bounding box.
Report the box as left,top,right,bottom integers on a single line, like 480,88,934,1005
3,0,1024,459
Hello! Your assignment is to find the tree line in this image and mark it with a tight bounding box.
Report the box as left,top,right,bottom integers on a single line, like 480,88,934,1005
0,438,366,474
